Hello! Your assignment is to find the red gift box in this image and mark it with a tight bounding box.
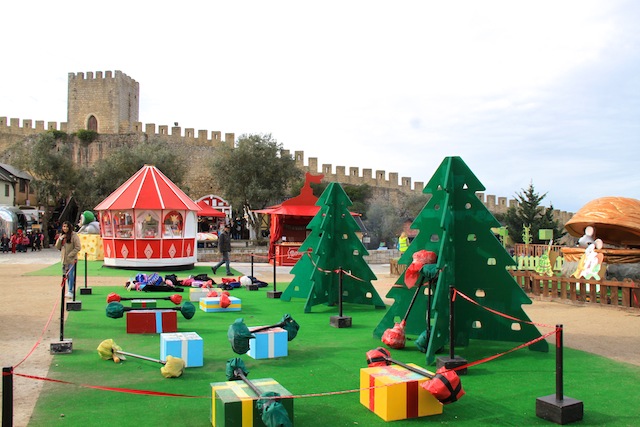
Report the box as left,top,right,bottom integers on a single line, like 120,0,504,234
126,310,177,334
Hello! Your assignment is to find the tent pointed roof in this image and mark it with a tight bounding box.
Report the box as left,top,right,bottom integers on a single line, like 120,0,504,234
95,165,200,211
196,200,226,217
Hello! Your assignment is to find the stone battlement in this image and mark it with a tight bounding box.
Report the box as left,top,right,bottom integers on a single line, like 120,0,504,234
285,149,425,193
0,117,234,147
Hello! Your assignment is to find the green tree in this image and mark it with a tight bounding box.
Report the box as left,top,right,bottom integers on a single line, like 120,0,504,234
209,134,302,236
289,181,372,218
503,182,564,244
74,139,188,211
365,196,403,248
373,157,548,364
281,182,385,312
4,132,78,243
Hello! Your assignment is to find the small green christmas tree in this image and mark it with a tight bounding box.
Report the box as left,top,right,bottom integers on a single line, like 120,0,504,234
374,156,548,364
281,183,386,313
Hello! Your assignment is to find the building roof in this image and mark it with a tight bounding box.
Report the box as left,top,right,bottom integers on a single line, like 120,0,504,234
0,163,33,181
95,164,201,211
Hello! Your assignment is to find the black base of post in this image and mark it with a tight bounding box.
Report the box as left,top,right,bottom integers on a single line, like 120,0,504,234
80,288,93,295
536,395,584,425
246,284,259,291
50,339,73,354
267,291,282,299
329,316,352,328
436,356,468,375
66,301,82,311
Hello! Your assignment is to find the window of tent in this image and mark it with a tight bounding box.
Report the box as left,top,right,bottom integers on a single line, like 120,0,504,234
137,210,160,239
163,210,184,238
101,212,113,237
114,210,134,238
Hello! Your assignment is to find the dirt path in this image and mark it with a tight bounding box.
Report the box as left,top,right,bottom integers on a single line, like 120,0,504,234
1,254,639,426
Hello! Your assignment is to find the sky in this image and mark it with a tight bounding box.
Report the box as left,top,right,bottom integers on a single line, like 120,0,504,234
1,1,639,213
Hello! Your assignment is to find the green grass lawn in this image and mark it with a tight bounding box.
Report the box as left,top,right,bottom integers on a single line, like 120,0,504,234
27,266,640,426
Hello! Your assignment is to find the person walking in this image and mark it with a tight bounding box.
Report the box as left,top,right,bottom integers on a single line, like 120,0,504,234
211,225,233,276
55,221,82,298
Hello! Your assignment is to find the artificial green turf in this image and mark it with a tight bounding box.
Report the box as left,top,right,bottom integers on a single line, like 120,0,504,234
26,260,230,278
28,280,640,426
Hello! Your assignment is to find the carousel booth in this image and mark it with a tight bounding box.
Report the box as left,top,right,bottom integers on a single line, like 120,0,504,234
256,173,324,266
95,165,201,268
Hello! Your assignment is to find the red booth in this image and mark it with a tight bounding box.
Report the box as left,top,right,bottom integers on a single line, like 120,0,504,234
255,173,324,266
95,165,201,268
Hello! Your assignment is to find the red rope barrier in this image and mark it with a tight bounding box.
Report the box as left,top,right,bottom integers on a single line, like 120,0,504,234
454,288,556,329
12,288,62,370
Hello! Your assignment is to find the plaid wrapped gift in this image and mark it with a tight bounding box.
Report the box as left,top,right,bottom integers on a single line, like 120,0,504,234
247,326,288,359
189,287,224,302
126,310,177,334
359,364,443,421
131,299,157,308
210,378,294,426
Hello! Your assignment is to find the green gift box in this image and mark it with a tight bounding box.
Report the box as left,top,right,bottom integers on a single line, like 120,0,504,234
131,299,157,308
210,377,294,426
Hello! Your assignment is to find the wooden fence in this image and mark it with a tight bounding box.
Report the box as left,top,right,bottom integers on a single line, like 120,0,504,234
510,270,640,310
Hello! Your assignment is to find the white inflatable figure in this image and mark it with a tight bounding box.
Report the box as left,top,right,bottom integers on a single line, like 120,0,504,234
239,276,252,287
77,210,101,234
578,239,604,280
578,225,596,248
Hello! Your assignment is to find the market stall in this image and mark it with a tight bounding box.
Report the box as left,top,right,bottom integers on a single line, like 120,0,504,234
195,200,226,248
95,164,201,268
255,173,324,266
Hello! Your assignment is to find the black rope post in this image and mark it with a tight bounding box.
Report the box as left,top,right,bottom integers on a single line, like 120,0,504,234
556,324,563,400
51,274,73,354
330,268,352,328
66,263,81,311
536,324,584,424
436,285,467,374
338,267,344,318
267,255,281,299
3,366,13,427
250,253,254,278
449,285,455,359
80,252,92,295
59,279,65,341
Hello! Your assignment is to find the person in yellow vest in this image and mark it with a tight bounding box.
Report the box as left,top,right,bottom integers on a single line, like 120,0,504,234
398,231,409,254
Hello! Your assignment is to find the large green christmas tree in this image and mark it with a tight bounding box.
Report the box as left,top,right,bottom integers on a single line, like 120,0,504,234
281,182,386,313
373,156,548,364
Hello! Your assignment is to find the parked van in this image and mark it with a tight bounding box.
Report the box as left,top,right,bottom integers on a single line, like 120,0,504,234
0,206,28,237
18,205,44,231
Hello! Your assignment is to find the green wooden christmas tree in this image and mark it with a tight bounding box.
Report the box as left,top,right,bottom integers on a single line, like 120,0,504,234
281,182,386,313
373,156,548,364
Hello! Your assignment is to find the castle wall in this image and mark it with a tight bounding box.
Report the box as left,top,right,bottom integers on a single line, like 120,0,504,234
67,71,140,134
0,69,573,223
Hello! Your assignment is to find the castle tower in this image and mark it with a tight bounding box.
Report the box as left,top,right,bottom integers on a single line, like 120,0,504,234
67,70,139,134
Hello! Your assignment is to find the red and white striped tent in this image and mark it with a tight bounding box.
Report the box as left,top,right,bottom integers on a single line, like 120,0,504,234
95,164,201,268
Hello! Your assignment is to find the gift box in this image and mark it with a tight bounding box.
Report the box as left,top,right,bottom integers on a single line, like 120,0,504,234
189,287,224,302
199,296,241,312
359,364,443,421
131,299,157,308
210,378,294,427
160,332,203,367
126,310,177,334
247,326,288,359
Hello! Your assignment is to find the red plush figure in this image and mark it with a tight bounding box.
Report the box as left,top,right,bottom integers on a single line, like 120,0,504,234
382,250,438,349
207,290,218,297
219,293,231,308
404,250,437,288
422,366,465,404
